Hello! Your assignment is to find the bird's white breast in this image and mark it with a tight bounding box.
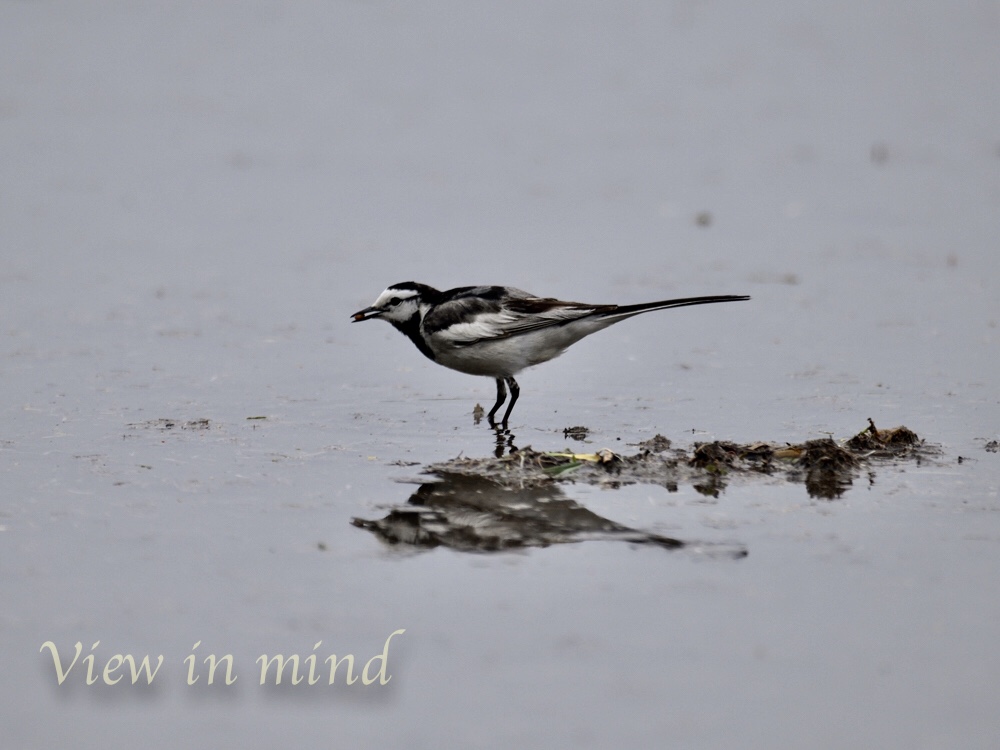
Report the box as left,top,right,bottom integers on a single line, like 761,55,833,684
426,317,615,377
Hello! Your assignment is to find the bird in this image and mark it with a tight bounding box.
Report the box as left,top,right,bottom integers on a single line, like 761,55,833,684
351,282,749,427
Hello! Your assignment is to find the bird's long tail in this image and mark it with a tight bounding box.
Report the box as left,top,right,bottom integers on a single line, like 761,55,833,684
601,294,750,321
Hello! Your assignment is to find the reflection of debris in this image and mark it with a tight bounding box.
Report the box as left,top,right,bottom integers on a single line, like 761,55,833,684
563,425,590,441
352,472,747,555
472,404,485,425
789,438,860,500
420,421,936,500
128,418,211,431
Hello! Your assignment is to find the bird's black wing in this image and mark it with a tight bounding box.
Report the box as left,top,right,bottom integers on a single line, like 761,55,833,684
424,293,611,346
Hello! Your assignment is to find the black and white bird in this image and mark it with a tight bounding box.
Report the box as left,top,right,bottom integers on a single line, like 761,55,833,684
351,282,749,427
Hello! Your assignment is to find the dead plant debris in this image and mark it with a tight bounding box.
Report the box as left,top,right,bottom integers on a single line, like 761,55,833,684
352,420,937,554
635,434,672,453
424,419,937,500
845,418,920,455
128,418,211,431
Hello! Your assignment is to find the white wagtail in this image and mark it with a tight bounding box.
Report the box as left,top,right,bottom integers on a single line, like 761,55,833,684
352,282,749,427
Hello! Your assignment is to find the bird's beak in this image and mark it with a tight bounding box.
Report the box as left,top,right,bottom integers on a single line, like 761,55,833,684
351,306,382,322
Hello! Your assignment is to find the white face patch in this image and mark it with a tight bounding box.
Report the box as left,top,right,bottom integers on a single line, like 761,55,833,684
372,287,420,309
369,287,423,323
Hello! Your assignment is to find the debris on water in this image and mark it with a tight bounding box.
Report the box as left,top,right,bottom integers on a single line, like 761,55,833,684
415,422,936,500
787,438,860,500
690,441,741,470
128,418,211,431
985,440,999,453
352,421,939,554
845,418,920,455
635,434,672,453
472,403,485,425
563,425,590,441
546,448,618,464
689,441,774,474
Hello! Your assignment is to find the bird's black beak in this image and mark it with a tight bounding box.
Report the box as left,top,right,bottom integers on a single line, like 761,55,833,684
351,306,382,322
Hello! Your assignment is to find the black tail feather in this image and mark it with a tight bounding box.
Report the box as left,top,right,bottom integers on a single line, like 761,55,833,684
607,295,750,319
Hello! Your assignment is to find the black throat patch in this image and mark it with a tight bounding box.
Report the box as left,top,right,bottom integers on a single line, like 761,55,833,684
391,314,436,362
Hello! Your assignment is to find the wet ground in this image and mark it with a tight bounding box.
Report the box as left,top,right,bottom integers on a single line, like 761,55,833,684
3,2,999,748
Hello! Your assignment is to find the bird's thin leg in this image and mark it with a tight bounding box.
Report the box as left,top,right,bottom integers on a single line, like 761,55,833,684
500,377,519,427
487,378,507,426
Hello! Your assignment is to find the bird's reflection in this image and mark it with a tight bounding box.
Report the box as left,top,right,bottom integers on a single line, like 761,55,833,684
352,471,690,553
491,425,516,457
473,406,518,457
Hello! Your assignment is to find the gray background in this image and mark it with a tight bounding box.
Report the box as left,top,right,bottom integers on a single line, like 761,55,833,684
2,1,998,747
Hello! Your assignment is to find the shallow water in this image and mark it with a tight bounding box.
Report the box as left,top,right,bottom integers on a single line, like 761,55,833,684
3,1,999,747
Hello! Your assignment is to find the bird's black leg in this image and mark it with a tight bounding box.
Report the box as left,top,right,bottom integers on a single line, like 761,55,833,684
500,377,519,427
487,378,507,426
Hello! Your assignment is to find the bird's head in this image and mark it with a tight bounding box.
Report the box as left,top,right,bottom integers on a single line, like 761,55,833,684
351,282,434,325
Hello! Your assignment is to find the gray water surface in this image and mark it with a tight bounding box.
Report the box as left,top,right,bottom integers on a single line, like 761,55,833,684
2,2,998,748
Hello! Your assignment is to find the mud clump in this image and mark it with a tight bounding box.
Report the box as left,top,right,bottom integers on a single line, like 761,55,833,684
845,418,921,456
636,434,672,453
689,440,739,469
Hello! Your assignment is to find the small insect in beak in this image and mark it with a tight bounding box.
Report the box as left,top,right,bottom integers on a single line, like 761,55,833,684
351,307,380,322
